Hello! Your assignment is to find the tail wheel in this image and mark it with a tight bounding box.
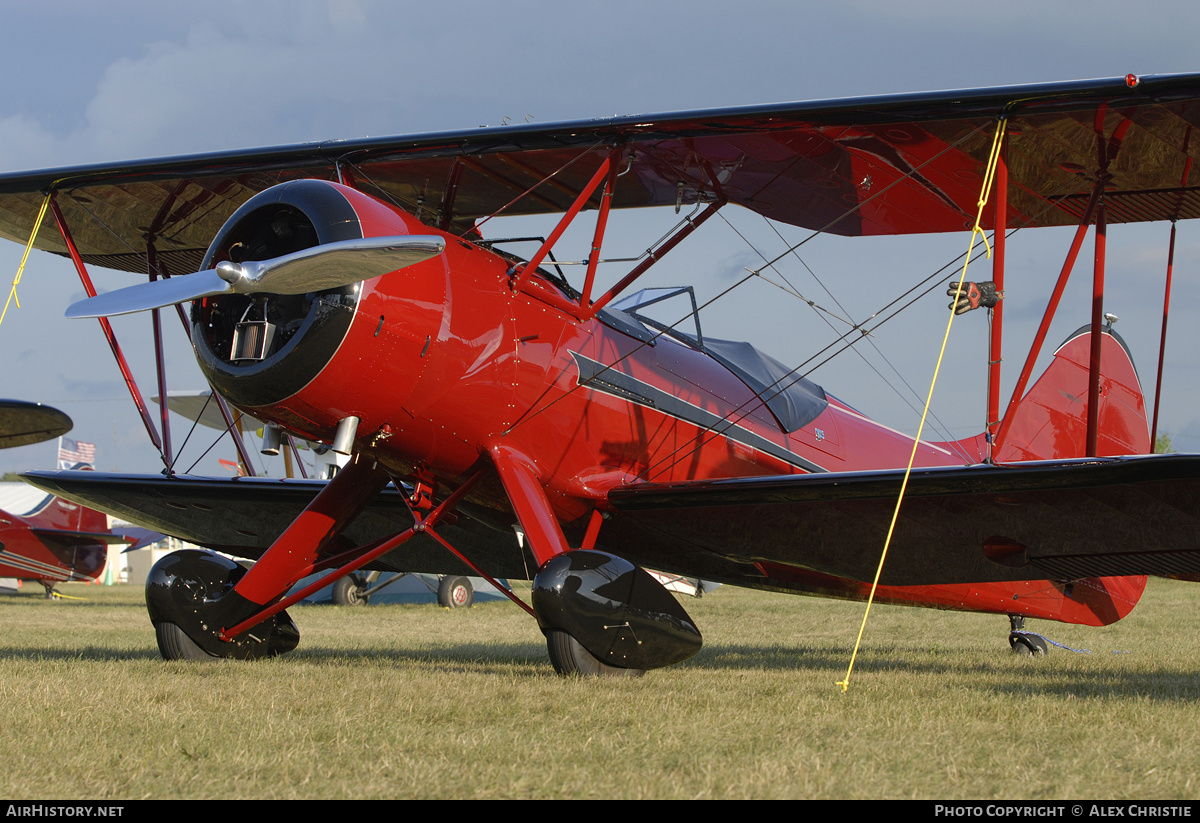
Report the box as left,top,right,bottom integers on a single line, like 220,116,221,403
155,622,219,661
546,631,645,678
332,575,369,606
1010,632,1049,656
437,575,474,608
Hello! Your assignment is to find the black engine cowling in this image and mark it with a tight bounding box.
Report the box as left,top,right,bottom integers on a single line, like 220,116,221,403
191,180,365,409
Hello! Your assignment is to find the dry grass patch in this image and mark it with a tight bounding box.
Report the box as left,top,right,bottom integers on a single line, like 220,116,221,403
1,579,1198,798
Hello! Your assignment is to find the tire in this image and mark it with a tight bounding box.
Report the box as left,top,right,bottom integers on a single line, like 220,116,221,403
437,576,474,608
332,575,368,606
546,630,645,677
155,622,219,661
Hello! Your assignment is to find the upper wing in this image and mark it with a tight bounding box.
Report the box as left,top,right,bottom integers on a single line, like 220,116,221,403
1,75,1199,273
601,454,1200,588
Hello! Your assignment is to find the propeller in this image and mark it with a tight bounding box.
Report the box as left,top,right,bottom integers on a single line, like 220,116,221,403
66,235,445,319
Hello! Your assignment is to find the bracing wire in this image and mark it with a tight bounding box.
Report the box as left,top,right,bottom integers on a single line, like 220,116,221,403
836,116,1008,694
500,124,992,438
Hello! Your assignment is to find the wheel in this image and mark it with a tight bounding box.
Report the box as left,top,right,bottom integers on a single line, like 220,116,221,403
146,550,300,660
332,575,369,606
154,622,219,661
546,630,645,677
437,575,474,608
1010,631,1049,656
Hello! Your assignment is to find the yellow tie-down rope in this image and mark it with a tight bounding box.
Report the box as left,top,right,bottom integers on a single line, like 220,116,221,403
0,193,52,328
837,116,1007,693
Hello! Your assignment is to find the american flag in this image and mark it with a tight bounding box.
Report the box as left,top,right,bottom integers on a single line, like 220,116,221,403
58,437,96,468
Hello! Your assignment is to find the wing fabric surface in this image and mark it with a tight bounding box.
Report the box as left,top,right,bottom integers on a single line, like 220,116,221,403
20,471,533,579
24,455,1200,591
1,75,1199,273
601,455,1200,587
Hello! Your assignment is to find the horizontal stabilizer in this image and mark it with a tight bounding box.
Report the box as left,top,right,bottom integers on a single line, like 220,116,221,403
31,529,135,551
66,235,445,318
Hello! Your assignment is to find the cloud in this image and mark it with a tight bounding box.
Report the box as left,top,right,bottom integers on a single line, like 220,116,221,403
0,114,67,172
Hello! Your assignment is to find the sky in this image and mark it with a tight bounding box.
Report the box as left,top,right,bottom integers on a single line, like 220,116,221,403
1,0,1199,477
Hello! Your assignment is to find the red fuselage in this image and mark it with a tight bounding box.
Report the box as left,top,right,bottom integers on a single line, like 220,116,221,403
192,181,1149,628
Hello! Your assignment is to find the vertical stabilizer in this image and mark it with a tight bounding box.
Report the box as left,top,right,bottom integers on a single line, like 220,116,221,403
995,326,1151,461
991,324,1151,626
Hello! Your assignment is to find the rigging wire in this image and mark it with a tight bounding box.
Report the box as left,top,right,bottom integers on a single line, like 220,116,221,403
837,116,1008,694
166,392,212,475
500,123,992,438
637,237,996,481
718,210,978,464
636,152,1094,483
760,216,975,459
183,410,264,476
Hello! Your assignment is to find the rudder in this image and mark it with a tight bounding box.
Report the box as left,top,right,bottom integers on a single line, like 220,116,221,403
995,325,1151,461
992,324,1151,626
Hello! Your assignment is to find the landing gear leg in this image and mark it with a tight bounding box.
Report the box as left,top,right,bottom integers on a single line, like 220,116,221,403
145,455,391,660
1008,614,1048,656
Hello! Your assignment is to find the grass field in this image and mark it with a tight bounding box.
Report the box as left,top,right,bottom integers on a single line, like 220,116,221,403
1,578,1198,799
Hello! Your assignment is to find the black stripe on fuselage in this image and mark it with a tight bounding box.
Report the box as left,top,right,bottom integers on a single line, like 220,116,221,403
570,351,826,474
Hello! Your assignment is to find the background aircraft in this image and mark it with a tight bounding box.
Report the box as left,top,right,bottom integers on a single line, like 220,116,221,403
4,76,1200,673
0,401,132,596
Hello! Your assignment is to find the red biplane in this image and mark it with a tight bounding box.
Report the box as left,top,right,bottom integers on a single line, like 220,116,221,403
0,401,129,596
3,74,1200,672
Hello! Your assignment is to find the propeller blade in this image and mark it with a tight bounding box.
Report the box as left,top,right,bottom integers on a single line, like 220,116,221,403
66,269,231,319
225,235,445,295
66,235,445,319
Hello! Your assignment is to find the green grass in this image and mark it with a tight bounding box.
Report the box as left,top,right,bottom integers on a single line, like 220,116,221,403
1,579,1198,799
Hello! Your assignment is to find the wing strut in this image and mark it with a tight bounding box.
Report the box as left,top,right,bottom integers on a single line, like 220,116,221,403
48,196,166,466
148,259,172,469
1149,128,1191,447
994,184,1103,452
1151,221,1178,447
1087,200,1106,456
986,138,1008,452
